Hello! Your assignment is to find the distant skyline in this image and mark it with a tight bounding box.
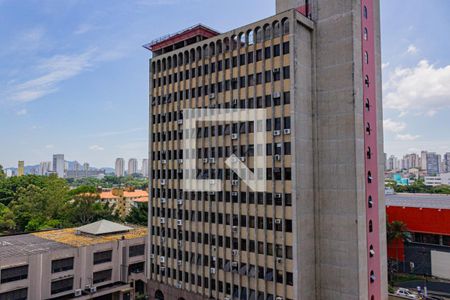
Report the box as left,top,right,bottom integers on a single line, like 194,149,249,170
1,0,450,168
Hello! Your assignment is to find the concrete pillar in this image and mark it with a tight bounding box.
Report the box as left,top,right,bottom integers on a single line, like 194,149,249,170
275,0,304,13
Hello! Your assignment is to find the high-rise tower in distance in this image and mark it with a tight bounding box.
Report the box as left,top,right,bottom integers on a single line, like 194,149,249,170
115,158,125,177
52,154,65,178
145,0,386,299
128,158,138,176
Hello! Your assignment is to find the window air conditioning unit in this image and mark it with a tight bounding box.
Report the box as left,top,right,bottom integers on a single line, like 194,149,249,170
177,220,183,226
225,297,231,300
209,93,216,99
231,180,239,186
210,268,216,274
273,92,281,98
232,99,238,105
203,158,208,163
232,250,239,256
160,198,166,204
175,282,182,289
160,218,165,224
209,191,215,195
162,159,167,164
178,159,183,164
232,226,238,232
209,157,215,164
90,286,97,293
231,262,238,267
74,289,82,297
276,257,283,264
240,157,245,162
276,297,284,300
275,218,282,224
178,241,183,247
160,179,166,185
275,154,281,161
273,130,281,136
273,68,280,73
178,260,182,266
150,254,155,259
212,246,217,252
275,193,281,198
160,237,165,243
160,256,165,263
231,192,238,196
177,199,183,206
231,133,238,140
283,128,291,135
177,119,183,125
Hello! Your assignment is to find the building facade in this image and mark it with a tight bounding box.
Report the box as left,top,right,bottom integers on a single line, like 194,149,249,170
426,152,440,176
53,154,65,178
146,1,386,299
444,152,450,173
128,158,138,176
386,194,450,280
424,173,450,187
0,220,147,300
142,159,149,177
116,158,125,177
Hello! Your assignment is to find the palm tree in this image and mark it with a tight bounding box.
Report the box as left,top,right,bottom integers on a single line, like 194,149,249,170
387,220,412,282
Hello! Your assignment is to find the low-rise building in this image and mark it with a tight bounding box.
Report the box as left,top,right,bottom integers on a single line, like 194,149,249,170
100,189,148,217
424,173,450,186
386,193,450,279
0,220,147,300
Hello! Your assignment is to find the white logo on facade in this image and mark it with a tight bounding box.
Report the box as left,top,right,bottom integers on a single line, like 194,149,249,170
182,108,267,192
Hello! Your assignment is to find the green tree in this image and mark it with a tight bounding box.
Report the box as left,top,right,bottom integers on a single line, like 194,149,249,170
0,203,15,232
0,165,5,180
125,202,148,226
10,177,70,232
68,189,118,226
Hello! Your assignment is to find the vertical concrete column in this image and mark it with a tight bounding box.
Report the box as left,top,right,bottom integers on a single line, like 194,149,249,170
276,0,305,13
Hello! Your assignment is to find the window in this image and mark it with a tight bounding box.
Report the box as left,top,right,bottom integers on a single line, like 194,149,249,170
93,250,112,265
0,265,28,283
52,257,74,273
256,49,262,61
264,47,271,59
283,66,290,79
93,269,112,284
0,288,27,300
364,5,368,19
364,27,368,40
51,278,73,295
129,244,145,257
364,51,369,64
282,41,290,54
273,44,280,57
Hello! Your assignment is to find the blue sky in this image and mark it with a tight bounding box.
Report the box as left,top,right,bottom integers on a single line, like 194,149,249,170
0,0,449,168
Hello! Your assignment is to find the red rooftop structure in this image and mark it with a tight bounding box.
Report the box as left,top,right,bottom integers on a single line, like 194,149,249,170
143,24,220,56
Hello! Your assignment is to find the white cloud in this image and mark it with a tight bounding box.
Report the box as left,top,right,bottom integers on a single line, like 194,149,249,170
384,60,450,116
383,119,406,133
16,109,27,116
407,44,418,54
9,50,93,102
89,145,105,151
382,62,390,70
396,134,420,141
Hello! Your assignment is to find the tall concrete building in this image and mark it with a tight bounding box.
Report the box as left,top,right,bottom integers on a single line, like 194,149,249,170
420,150,428,171
142,158,149,177
17,160,24,176
128,158,138,176
39,161,52,176
145,0,386,299
443,152,450,174
115,158,125,177
52,154,65,178
426,152,440,176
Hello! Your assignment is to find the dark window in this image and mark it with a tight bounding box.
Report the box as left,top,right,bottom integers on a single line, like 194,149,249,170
264,47,271,59
0,265,28,283
129,244,145,257
283,66,290,79
282,41,290,54
52,257,74,273
93,269,112,284
93,250,112,265
0,288,27,300
256,49,262,61
51,278,73,295
247,52,254,64
273,44,280,57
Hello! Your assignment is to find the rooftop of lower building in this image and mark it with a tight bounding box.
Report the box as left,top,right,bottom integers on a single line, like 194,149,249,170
0,220,147,259
386,193,450,209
